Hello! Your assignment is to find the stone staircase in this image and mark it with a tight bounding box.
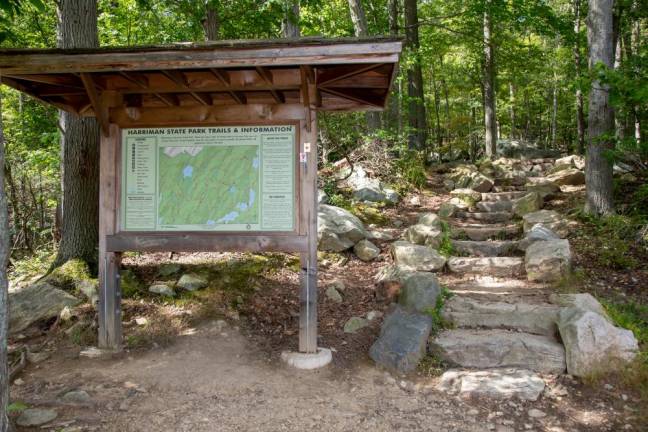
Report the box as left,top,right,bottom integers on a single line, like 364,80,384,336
431,162,569,376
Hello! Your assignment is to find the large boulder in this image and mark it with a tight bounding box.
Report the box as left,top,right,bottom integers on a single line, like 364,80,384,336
522,210,569,238
402,224,444,248
437,368,545,401
438,202,458,218
448,165,494,193
346,165,399,203
555,154,585,170
547,168,585,186
317,204,368,252
374,265,415,302
398,272,441,313
525,179,560,199
418,212,442,229
369,305,433,373
549,293,610,319
9,282,80,334
391,241,447,272
517,223,560,251
525,239,571,282
558,307,639,377
354,239,380,261
512,192,543,218
450,188,482,207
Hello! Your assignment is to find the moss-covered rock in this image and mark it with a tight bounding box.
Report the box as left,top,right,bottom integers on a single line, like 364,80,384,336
47,259,93,290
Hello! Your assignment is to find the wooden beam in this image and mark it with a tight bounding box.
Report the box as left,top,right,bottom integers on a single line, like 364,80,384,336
317,63,385,86
119,71,179,107
160,70,211,106
208,68,246,104
0,76,80,113
300,66,311,130
108,103,306,126
80,73,110,136
255,66,284,104
106,233,308,253
319,87,384,108
5,73,84,89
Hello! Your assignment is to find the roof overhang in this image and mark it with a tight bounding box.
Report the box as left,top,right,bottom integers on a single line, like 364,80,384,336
0,37,402,131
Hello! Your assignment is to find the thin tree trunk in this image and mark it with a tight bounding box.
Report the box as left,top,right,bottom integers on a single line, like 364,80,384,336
347,0,380,129
631,2,641,143
509,82,516,139
551,74,558,149
430,63,442,150
52,0,100,272
585,0,615,215
386,0,400,133
404,0,428,149
0,91,11,432
203,3,220,41
483,2,497,158
440,59,451,147
283,0,300,38
573,0,586,153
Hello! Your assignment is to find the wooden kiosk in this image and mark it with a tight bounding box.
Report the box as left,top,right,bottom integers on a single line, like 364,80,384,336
0,37,402,360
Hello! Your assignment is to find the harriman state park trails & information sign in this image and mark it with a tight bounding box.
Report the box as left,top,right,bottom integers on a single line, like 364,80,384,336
120,125,296,232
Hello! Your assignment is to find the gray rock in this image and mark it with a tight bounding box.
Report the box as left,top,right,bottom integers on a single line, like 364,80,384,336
391,241,447,272
451,240,518,257
525,239,571,282
157,263,181,277
547,168,585,186
16,408,58,427
354,239,380,261
517,223,560,251
402,224,444,248
437,368,545,401
344,316,369,333
369,305,433,373
317,204,368,252
430,329,566,374
76,279,99,305
555,154,585,169
450,188,482,205
366,310,383,321
9,282,80,334
418,212,442,230
325,286,343,303
149,283,175,297
399,272,441,313
384,188,401,204
176,273,208,291
522,210,569,238
525,179,560,199
549,293,609,320
367,229,395,241
558,307,639,377
442,297,560,336
528,408,547,419
62,390,92,404
317,189,329,204
512,192,543,217
374,265,414,301
438,202,458,218
447,257,524,278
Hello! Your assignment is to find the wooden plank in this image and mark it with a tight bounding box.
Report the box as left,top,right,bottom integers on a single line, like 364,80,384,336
317,63,385,86
256,66,284,104
119,71,178,107
106,233,308,253
300,66,311,130
0,76,80,113
319,87,384,108
80,73,110,136
108,103,306,126
98,124,122,350
208,68,247,104
299,113,318,353
160,70,211,106
5,73,84,88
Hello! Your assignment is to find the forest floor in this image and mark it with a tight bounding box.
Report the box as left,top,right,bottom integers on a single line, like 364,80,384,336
8,171,647,432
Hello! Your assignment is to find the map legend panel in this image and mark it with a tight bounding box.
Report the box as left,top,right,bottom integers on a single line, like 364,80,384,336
120,126,296,232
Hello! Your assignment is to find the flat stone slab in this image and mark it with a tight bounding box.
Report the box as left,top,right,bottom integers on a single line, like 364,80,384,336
454,211,512,224
437,368,545,401
481,191,528,201
391,241,447,272
447,257,525,277
476,200,514,212
442,297,560,336
281,348,332,370
16,408,58,427
451,240,519,257
451,223,521,241
9,281,80,334
429,329,566,374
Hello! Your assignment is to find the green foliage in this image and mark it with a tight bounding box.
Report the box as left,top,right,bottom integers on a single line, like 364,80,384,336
576,212,641,270
425,285,453,335
603,300,648,350
437,221,455,257
47,259,92,290
6,401,28,412
392,150,427,191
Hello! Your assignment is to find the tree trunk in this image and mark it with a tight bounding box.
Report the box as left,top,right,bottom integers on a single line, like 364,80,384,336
404,0,428,149
52,0,101,272
585,0,615,215
430,63,442,150
385,0,400,133
283,0,300,38
203,3,220,41
0,92,11,432
509,82,516,139
347,0,380,129
573,0,586,154
483,2,497,158
551,74,558,149
631,1,641,143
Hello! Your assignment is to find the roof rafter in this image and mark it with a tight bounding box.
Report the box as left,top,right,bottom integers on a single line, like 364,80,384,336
80,73,110,135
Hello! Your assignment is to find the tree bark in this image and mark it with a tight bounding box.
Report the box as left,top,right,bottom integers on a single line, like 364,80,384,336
385,0,400,133
483,2,497,158
52,0,101,272
283,0,300,38
551,74,558,149
0,92,11,432
203,2,220,41
573,0,586,154
347,0,381,129
585,0,615,215
509,82,516,139
404,0,428,149
430,62,442,150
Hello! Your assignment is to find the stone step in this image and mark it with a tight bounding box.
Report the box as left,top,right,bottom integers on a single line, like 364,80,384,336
442,297,560,336
481,191,528,202
429,329,566,374
454,211,512,224
450,222,521,241
475,200,514,213
443,276,552,303
447,256,525,277
492,185,527,192
451,240,519,257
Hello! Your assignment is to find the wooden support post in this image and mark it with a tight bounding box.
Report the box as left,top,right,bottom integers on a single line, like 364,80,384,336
98,123,122,350
299,111,318,353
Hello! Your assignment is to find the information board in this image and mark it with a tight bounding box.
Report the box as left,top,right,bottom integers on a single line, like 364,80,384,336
120,125,295,232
